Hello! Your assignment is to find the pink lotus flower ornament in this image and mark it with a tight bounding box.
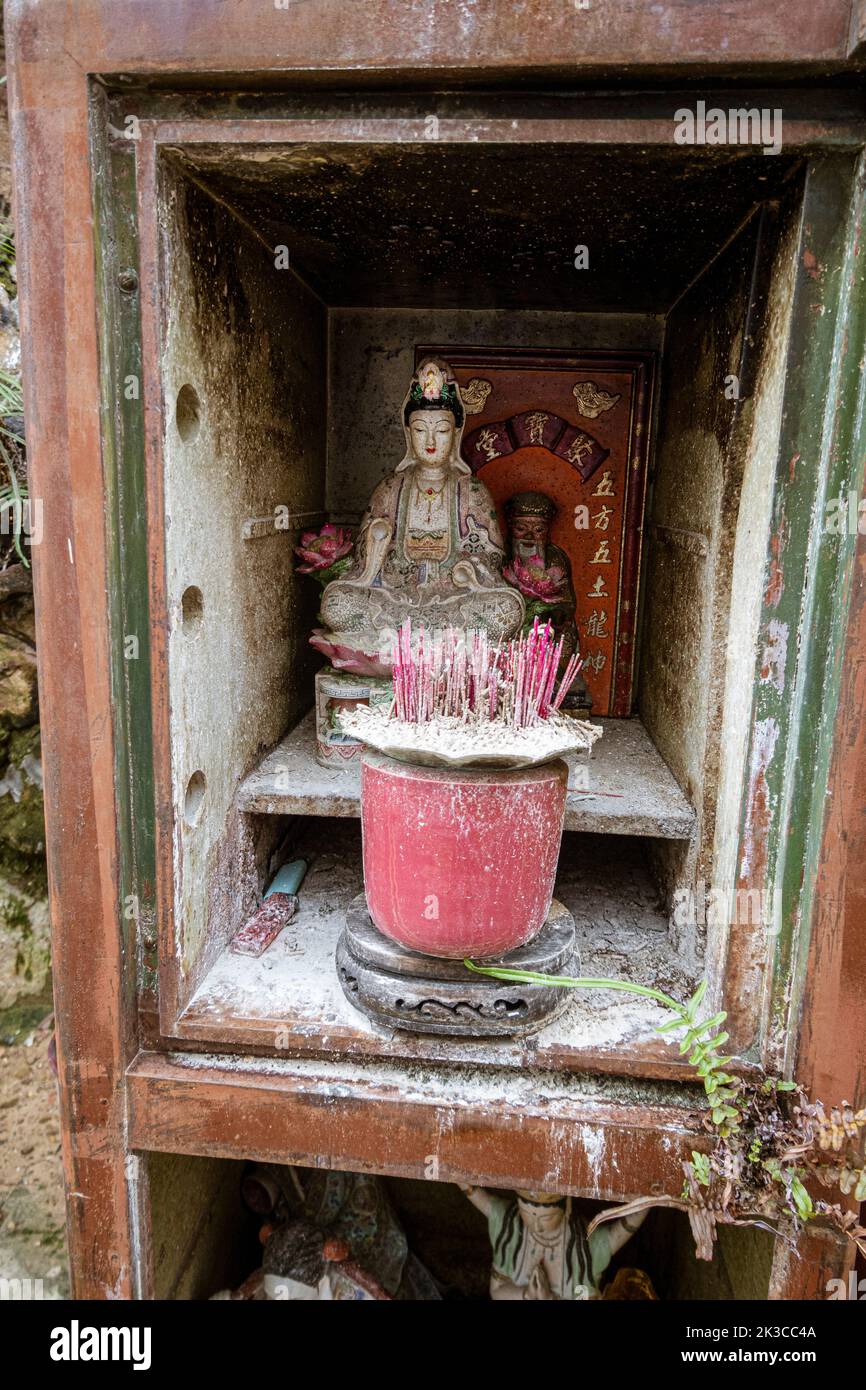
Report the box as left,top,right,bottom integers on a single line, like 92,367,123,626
309,630,392,679
294,523,353,581
503,555,567,603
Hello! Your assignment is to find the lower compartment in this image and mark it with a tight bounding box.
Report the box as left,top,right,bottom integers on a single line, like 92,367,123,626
146,1152,776,1301
174,819,698,1074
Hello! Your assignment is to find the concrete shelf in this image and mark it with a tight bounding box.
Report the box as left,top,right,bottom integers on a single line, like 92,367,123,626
237,709,696,840
177,820,703,1079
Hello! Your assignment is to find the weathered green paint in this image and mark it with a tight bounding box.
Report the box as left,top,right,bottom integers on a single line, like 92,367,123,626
90,88,159,999
778,152,866,1069
733,151,866,1069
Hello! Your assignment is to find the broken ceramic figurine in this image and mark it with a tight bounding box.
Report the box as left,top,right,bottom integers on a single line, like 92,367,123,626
311,358,525,677
263,1222,399,1300
462,1185,647,1300
243,1163,441,1301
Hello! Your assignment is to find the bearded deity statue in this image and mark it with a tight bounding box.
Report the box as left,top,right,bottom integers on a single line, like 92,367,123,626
504,491,592,712
311,359,524,674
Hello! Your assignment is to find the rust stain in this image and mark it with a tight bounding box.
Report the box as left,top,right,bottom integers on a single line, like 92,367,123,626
724,718,779,1052
788,452,800,482
759,618,788,694
802,247,822,280
764,522,787,608
738,718,779,890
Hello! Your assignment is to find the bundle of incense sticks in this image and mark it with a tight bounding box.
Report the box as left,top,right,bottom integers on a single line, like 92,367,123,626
391,617,583,729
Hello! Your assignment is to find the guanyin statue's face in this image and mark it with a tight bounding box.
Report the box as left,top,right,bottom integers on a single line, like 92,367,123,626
516,1197,566,1237
408,409,455,470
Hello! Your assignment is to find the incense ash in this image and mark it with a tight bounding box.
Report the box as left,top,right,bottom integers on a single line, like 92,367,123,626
339,618,603,769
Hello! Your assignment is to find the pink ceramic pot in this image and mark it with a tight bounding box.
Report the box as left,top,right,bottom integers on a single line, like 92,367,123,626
360,749,568,959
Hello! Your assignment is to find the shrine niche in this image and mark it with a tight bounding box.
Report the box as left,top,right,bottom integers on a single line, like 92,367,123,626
145,133,809,1104
418,348,655,716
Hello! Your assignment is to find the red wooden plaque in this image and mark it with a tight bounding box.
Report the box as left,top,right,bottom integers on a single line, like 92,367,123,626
417,347,655,716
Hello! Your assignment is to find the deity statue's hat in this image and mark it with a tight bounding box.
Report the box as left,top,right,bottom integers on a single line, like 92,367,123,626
404,357,465,427
397,357,470,474
505,491,558,521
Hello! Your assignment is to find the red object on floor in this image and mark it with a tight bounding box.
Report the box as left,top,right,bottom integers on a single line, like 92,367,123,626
229,893,297,957
360,750,567,959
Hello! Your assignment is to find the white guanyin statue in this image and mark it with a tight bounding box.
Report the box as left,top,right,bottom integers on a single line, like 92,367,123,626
463,1186,648,1300
311,358,525,674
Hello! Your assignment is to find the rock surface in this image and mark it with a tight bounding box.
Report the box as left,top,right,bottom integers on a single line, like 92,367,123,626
0,19,66,1295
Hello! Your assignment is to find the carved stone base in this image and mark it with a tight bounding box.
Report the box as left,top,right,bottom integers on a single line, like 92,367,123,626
336,895,578,1037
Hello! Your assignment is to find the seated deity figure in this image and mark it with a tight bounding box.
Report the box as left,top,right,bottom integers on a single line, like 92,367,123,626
504,491,592,711
462,1185,648,1301
314,359,524,670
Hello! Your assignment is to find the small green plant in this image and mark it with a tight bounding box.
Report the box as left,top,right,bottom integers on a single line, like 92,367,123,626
466,964,741,1127
0,223,28,569
464,959,866,1260
0,366,28,568
0,225,16,296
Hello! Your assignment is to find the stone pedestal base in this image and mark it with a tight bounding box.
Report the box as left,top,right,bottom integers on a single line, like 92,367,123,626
336,894,577,1037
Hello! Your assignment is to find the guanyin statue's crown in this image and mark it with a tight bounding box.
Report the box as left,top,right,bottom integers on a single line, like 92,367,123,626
404,358,464,427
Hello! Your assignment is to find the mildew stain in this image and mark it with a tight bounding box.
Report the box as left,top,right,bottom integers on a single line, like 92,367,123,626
579,1123,606,1189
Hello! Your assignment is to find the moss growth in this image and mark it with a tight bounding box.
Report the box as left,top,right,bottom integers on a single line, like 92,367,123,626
5,889,32,977
0,993,52,1045
0,225,16,300
0,724,46,895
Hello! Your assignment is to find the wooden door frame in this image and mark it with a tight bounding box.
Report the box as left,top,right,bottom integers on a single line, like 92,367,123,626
7,0,865,1299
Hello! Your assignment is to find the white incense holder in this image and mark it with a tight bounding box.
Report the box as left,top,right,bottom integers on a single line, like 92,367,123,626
339,704,602,770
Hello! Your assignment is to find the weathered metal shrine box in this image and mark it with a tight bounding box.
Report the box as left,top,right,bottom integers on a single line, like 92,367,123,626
7,0,866,1299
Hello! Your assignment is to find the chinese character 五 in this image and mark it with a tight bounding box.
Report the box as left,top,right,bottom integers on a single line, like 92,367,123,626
592,470,616,498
